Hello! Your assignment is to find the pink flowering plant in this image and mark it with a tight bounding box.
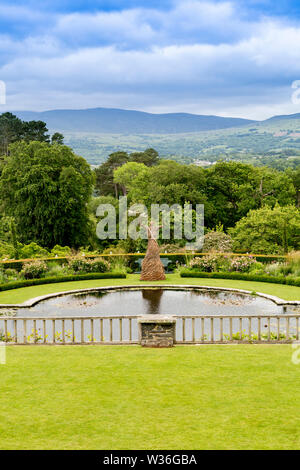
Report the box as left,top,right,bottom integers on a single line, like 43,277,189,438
189,254,230,272
228,256,256,273
188,254,260,273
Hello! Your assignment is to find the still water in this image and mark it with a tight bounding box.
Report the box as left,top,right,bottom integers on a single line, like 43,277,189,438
7,288,296,317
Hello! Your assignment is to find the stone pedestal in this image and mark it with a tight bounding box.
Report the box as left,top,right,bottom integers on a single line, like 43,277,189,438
138,316,176,348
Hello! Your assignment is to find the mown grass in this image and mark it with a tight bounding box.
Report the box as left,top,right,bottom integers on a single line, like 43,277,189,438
0,274,299,304
1,345,299,450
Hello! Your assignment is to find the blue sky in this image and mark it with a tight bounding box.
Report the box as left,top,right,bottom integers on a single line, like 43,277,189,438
1,0,300,119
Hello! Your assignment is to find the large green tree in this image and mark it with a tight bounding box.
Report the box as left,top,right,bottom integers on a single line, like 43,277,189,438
0,141,94,248
229,205,300,254
0,112,63,157
95,151,129,197
94,148,160,197
0,113,23,156
206,162,296,228
117,159,208,208
22,120,50,143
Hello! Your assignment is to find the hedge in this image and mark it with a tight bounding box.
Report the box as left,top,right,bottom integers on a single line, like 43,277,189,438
180,270,300,287
0,272,126,293
0,252,288,271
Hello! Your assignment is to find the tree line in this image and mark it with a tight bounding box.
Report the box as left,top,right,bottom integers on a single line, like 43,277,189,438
0,113,299,255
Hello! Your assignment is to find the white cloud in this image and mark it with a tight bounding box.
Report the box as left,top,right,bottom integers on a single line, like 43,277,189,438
1,0,300,118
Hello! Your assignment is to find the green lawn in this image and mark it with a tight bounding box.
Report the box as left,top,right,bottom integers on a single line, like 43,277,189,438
0,273,299,304
1,345,299,449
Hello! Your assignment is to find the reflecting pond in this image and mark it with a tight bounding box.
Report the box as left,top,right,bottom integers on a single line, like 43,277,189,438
6,288,297,318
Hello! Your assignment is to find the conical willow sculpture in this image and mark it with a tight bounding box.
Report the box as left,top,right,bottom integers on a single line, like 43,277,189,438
140,221,166,281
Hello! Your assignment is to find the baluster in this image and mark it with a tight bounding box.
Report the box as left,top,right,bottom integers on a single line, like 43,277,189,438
100,318,103,342
119,318,122,342
248,317,252,341
277,317,280,342
62,319,65,344
33,319,37,344
220,317,223,342
23,319,27,344
52,319,55,344
110,318,113,342
14,319,17,343
182,318,186,342
72,319,75,343
91,319,94,343
129,318,132,342
286,317,290,341
211,318,214,342
4,319,7,342
192,318,195,343
297,317,299,341
81,319,84,343
43,319,46,344
258,317,261,341
201,318,204,342
229,317,233,341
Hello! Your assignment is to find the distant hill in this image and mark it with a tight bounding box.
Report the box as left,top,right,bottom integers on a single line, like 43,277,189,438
264,112,300,122
14,107,255,134
10,107,300,168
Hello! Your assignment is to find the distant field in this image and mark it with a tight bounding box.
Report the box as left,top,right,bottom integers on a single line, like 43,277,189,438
60,117,300,167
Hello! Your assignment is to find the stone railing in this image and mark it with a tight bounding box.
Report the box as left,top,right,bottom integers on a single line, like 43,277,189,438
0,314,299,345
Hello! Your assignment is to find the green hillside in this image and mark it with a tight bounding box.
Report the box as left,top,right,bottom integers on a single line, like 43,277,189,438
61,117,300,168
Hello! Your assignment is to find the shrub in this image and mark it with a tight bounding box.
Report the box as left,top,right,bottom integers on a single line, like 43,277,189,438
68,256,110,274
102,247,129,270
188,254,262,274
68,256,90,273
264,254,300,278
0,242,15,260
229,204,300,254
189,254,230,272
19,242,50,259
203,231,233,253
228,256,256,273
50,245,72,257
21,260,48,279
88,258,110,273
46,262,69,277
189,255,216,272
4,268,18,279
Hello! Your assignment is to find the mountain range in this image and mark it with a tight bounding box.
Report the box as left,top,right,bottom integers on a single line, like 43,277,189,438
13,107,300,135
10,107,300,166
12,107,300,134
14,107,256,133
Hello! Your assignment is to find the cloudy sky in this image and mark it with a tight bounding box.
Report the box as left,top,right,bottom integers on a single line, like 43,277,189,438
1,0,300,119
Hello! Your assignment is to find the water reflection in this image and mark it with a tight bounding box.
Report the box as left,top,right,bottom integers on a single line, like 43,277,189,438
142,289,163,315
